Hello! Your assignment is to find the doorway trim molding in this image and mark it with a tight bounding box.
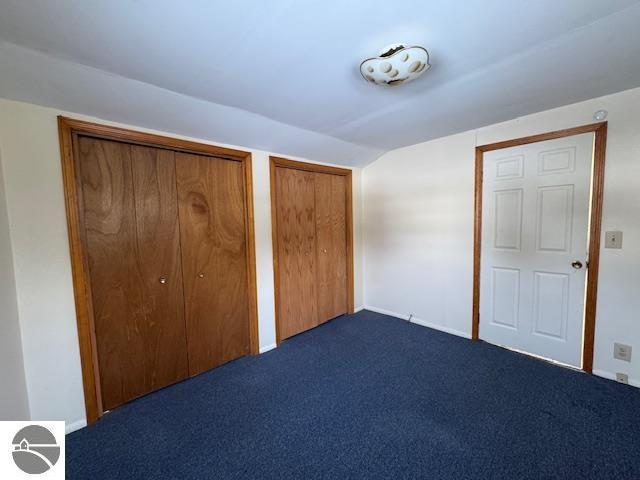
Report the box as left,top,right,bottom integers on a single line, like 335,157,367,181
58,116,260,424
269,156,355,344
472,121,608,373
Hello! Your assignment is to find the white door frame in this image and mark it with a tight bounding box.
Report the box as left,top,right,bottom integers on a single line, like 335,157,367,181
472,122,608,373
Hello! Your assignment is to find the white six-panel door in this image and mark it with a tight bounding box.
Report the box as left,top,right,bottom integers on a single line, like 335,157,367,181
480,133,594,367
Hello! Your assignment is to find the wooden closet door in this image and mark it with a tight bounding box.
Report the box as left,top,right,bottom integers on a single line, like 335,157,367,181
130,145,189,387
176,153,250,376
275,167,318,339
314,173,348,323
79,137,188,410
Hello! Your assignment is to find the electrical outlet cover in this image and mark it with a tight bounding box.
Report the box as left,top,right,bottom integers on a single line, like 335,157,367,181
614,343,632,362
616,373,629,384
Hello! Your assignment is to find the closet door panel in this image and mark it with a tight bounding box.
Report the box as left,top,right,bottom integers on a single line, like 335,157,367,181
315,173,348,322
275,167,318,339
130,145,189,389
79,137,147,410
176,153,250,376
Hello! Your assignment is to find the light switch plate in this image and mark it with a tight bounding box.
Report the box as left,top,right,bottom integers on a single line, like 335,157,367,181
605,231,623,249
614,343,632,362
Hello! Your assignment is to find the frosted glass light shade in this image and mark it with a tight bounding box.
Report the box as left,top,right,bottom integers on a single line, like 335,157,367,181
360,44,430,86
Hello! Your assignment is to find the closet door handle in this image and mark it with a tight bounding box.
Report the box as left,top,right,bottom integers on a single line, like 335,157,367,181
198,272,205,278
322,248,327,253
159,276,167,284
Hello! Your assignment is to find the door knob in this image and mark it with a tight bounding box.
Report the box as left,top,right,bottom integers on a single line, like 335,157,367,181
159,276,167,284
571,261,583,270
198,272,205,278
322,248,327,253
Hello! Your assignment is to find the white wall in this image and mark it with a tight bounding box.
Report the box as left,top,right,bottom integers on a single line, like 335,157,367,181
0,98,364,431
363,131,476,338
0,147,30,420
363,86,640,386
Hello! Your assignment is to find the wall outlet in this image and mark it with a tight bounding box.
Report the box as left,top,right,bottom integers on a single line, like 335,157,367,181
616,373,629,384
614,343,632,362
605,231,623,249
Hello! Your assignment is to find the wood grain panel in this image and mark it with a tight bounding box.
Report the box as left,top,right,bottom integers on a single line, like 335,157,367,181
275,167,319,339
582,122,607,373
60,117,253,160
176,153,250,376
60,117,260,423
472,147,483,340
78,137,146,410
315,173,348,323
477,122,608,152
130,145,189,388
60,127,103,422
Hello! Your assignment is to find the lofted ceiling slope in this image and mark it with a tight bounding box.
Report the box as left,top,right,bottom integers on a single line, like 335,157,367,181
0,0,639,166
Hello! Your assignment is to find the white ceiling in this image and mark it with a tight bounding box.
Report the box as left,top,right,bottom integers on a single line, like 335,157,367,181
1,0,639,166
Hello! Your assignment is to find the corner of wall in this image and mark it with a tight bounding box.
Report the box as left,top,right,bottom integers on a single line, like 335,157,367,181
0,134,31,421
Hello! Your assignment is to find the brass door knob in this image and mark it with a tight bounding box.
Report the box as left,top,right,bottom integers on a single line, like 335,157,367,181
322,248,327,253
198,272,205,278
159,276,167,284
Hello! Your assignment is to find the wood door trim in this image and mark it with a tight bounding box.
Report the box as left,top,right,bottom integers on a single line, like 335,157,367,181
58,117,260,424
270,156,353,176
269,156,354,344
242,158,260,358
59,117,252,161
472,121,607,373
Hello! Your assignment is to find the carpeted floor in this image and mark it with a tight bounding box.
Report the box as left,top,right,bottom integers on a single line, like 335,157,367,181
67,310,640,479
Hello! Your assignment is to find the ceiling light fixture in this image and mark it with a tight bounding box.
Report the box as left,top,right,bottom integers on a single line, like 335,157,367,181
360,44,430,86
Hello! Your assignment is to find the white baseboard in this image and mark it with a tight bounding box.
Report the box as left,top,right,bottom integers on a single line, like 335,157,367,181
593,369,640,388
259,343,277,354
65,418,87,434
361,305,639,387
354,305,365,313
363,304,408,319
409,315,472,339
363,305,471,339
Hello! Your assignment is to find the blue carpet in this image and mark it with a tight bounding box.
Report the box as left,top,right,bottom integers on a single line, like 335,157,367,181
67,310,640,479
